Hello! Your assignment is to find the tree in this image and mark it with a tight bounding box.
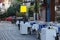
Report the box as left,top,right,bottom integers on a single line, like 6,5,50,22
0,0,22,19
7,2,21,16
0,12,8,19
7,6,16,16
16,12,25,17
28,5,34,17
34,0,39,13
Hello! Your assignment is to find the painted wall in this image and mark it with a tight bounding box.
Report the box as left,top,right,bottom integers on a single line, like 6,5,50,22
0,0,12,14
2,0,11,10
41,8,46,21
0,0,2,3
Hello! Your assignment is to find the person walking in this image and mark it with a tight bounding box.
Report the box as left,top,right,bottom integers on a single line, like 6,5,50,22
16,20,20,30
23,15,28,23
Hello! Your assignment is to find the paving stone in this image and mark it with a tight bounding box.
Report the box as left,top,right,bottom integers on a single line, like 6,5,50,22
0,21,36,40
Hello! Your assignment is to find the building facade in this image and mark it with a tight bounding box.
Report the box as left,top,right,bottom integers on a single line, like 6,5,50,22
0,0,12,14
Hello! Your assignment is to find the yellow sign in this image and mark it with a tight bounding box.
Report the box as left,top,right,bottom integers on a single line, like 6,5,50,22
20,5,27,13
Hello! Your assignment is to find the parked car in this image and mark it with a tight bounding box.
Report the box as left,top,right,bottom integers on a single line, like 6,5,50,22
5,17,12,21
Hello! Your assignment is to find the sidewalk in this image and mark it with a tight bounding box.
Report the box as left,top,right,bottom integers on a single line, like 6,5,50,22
0,21,36,40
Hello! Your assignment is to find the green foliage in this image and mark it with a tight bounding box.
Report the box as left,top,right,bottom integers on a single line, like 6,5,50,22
28,5,34,17
7,6,16,16
0,1,22,19
0,12,9,18
57,17,60,20
16,0,22,2
16,12,25,17
29,5,34,11
17,0,20,1
7,3,20,16
34,0,40,13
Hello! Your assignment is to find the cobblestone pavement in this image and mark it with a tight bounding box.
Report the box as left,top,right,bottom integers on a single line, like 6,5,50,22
0,21,36,40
